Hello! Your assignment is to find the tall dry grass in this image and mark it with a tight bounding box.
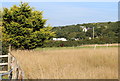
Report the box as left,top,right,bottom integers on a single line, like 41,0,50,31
11,47,118,79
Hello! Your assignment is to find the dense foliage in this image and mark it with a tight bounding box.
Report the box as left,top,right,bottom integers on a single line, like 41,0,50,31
44,21,119,47
53,22,119,41
2,2,55,50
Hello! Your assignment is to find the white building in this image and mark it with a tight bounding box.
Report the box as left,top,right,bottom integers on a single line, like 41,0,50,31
53,38,67,41
75,38,79,41
89,37,92,40
80,26,88,32
83,27,88,32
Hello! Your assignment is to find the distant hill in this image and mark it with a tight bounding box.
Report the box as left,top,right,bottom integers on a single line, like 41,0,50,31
52,21,119,42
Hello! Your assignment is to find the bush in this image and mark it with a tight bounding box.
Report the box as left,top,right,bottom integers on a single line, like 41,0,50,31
43,41,80,47
43,37,118,48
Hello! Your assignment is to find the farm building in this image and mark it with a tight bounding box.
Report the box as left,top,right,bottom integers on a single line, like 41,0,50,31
53,38,67,41
80,26,88,32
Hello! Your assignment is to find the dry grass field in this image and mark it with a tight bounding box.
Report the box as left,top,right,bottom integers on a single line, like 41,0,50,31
11,47,118,79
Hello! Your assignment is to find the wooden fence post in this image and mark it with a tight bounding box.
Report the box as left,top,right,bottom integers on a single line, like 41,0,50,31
8,45,12,79
94,44,97,50
0,44,24,80
11,58,18,79
8,45,24,80
9,44,11,52
107,43,108,48
8,53,11,72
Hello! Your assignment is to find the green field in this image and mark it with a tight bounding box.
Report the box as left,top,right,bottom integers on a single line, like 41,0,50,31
35,45,119,51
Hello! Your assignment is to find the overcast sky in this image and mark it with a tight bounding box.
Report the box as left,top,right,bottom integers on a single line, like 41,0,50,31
2,2,118,26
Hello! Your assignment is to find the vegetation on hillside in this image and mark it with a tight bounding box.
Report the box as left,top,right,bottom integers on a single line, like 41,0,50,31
46,22,119,47
53,22,119,41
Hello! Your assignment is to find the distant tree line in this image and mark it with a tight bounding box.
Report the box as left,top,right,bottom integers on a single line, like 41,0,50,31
52,22,119,41
44,21,120,47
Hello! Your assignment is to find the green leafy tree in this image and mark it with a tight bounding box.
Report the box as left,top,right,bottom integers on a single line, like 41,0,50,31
67,32,77,40
3,2,55,49
76,32,85,39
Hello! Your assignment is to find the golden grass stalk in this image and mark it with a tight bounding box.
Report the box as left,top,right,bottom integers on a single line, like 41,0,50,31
11,47,118,79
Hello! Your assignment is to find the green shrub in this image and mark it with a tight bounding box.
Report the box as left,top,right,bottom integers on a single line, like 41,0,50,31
43,37,118,48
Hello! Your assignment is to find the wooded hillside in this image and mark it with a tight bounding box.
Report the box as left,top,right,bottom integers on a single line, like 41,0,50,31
43,22,119,47
52,22,119,42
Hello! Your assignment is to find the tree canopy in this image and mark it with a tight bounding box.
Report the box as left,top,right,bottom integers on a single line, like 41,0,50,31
52,21,119,43
2,2,55,49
